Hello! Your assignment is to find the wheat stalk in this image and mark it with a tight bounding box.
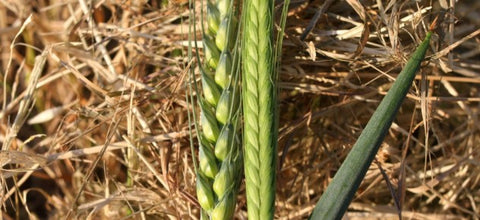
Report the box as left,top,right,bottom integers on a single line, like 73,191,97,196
242,0,276,219
195,0,242,219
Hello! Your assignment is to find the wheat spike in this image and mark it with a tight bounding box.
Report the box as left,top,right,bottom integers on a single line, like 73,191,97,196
195,0,242,219
242,0,277,219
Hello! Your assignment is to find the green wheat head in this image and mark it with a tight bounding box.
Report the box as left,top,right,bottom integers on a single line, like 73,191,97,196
242,0,277,219
195,0,242,219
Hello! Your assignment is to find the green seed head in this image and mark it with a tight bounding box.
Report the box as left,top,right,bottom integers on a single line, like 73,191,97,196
215,51,232,89
200,105,220,143
199,136,219,178
215,16,237,52
210,190,235,220
196,173,215,211
203,35,220,69
213,161,234,198
201,69,221,107
207,1,220,35
214,123,236,161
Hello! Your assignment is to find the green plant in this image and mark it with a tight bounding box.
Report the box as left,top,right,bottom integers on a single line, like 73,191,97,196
309,20,436,220
193,0,243,219
241,1,276,219
240,0,290,218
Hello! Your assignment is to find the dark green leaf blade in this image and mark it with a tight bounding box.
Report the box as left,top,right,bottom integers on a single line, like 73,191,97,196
309,31,432,220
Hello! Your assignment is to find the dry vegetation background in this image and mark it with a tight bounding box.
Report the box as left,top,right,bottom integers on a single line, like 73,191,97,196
0,0,479,219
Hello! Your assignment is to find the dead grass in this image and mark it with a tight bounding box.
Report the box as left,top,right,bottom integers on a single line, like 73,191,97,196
0,0,479,219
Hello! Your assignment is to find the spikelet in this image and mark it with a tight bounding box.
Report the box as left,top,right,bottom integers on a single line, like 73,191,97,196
200,104,220,143
201,69,221,107
215,15,237,51
213,160,234,198
199,136,219,178
216,88,239,124
214,123,236,161
214,51,232,89
203,34,220,69
210,191,235,220
196,173,215,211
207,1,220,35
